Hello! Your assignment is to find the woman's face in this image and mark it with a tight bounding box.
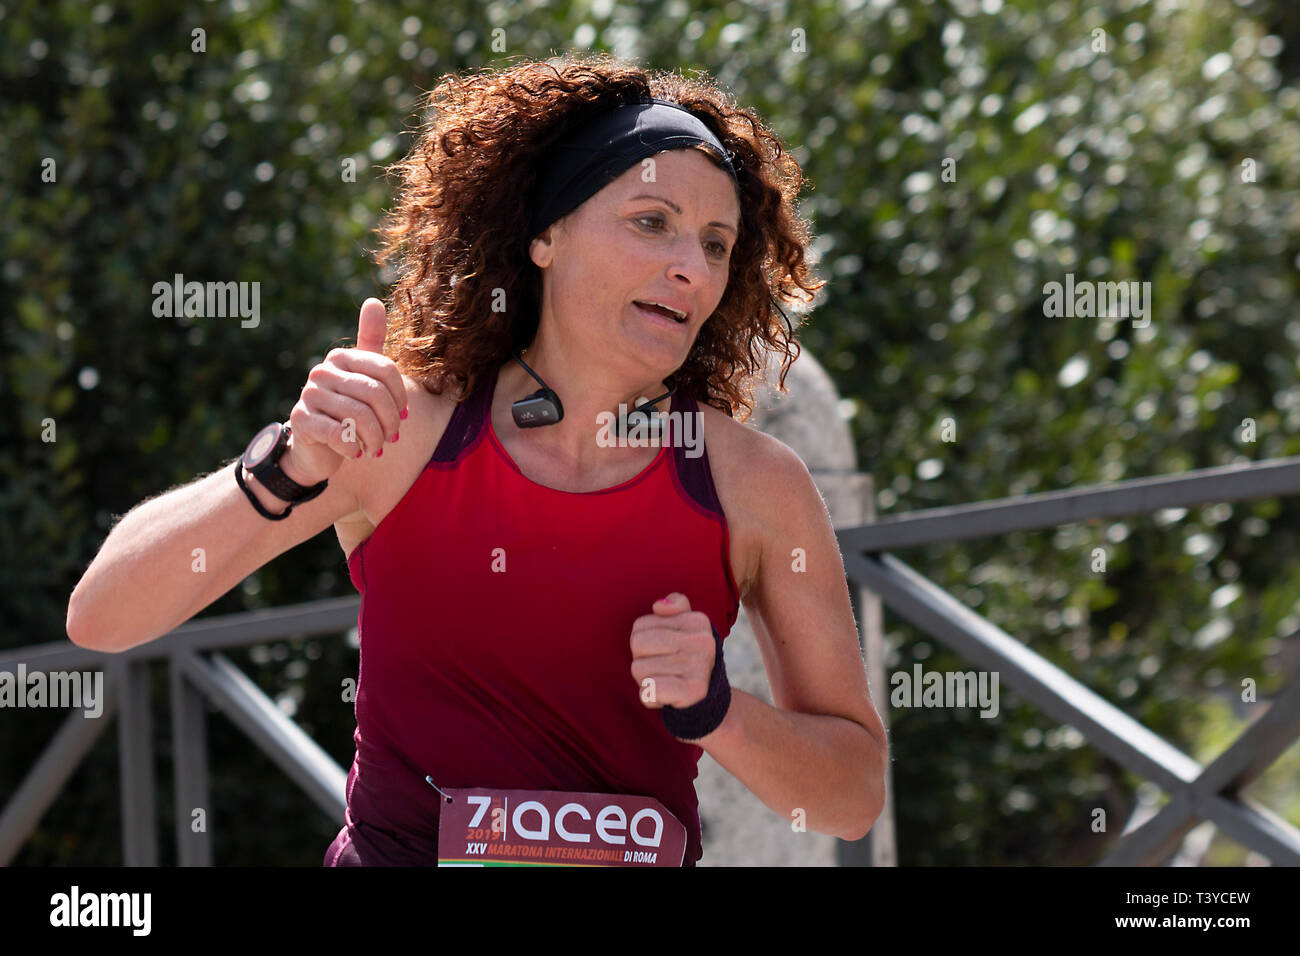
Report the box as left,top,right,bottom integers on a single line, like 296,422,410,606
528,148,741,377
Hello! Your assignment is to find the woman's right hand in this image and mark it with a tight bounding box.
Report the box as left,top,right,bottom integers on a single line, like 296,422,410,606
283,297,409,485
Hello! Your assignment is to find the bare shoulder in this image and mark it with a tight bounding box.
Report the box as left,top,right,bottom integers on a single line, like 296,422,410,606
695,401,816,604
331,372,463,557
696,400,812,492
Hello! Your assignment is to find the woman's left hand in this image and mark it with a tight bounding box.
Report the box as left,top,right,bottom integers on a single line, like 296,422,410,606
629,593,716,710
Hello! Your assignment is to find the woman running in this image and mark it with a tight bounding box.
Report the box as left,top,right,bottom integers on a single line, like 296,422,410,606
67,53,888,867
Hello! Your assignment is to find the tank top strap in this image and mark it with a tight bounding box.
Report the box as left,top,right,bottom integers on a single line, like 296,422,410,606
669,389,726,521
430,365,498,465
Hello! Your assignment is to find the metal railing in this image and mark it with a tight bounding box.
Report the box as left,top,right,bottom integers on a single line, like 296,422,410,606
0,597,359,866
835,455,1300,866
4,457,1299,865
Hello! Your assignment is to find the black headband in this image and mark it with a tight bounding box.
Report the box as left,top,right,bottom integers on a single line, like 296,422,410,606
528,97,739,241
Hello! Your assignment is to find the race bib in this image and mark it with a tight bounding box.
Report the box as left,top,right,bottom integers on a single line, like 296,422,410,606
436,785,686,867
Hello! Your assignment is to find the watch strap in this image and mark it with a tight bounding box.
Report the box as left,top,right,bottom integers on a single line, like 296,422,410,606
235,461,293,520
255,460,328,502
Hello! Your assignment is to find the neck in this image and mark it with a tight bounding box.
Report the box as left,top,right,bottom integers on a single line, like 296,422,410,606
497,339,672,469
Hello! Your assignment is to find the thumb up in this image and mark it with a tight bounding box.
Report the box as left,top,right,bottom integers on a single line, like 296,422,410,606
284,298,409,482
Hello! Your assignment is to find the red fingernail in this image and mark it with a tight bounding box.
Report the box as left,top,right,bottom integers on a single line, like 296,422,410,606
376,448,383,458
391,432,399,442
355,449,363,458
400,407,408,420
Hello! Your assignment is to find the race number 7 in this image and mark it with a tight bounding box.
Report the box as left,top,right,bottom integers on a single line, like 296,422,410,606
467,795,492,828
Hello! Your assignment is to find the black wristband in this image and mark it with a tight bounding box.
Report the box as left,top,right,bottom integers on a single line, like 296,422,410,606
661,624,731,741
235,461,293,520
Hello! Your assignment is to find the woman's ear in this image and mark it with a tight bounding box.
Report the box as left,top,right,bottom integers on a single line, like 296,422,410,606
529,227,555,268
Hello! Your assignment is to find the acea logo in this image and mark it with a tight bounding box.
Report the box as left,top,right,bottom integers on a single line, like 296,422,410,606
467,794,665,848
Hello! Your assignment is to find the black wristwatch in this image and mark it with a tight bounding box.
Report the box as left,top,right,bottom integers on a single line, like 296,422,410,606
235,422,328,520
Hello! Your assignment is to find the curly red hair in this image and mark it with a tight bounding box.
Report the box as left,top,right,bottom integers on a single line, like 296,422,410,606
372,52,823,420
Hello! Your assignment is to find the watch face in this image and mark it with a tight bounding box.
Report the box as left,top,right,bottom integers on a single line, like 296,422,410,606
244,423,283,468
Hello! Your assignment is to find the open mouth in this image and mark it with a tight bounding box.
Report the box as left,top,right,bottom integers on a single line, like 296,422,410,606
634,301,688,324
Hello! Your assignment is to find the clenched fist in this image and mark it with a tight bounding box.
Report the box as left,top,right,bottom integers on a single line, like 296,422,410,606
630,593,717,712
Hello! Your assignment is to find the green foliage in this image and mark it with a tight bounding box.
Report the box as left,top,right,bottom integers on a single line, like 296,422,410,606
4,0,1299,865
805,0,1300,864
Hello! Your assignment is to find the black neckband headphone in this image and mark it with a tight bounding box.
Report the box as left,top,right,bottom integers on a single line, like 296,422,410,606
509,351,676,434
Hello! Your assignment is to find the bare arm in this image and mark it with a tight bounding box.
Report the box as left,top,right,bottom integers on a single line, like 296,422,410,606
697,435,888,840
65,452,362,653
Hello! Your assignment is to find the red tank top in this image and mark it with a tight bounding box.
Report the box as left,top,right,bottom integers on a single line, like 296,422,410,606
338,361,741,866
